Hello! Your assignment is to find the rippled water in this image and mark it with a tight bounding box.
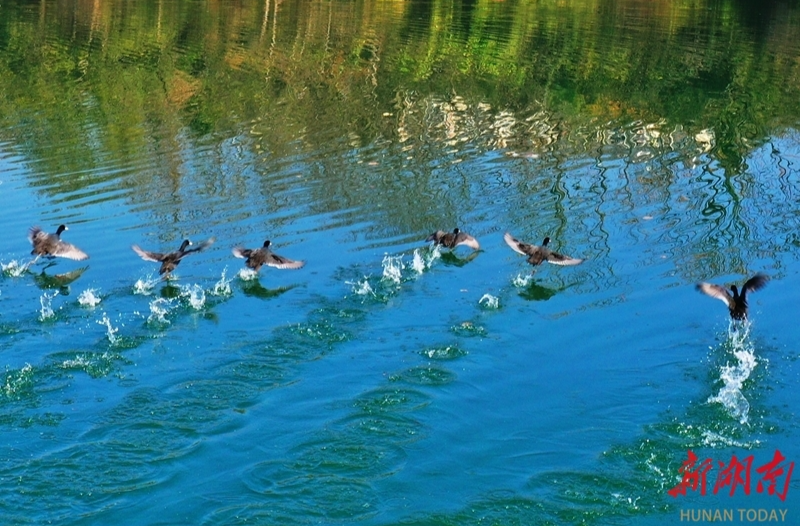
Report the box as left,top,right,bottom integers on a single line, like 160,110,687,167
2,0,800,524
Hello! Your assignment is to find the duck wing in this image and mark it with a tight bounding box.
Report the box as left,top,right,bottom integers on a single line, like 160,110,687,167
52,240,89,260
28,226,47,245
696,282,734,308
546,251,583,266
265,252,305,270
132,245,166,263
742,274,769,294
183,237,215,255
454,231,480,250
232,247,253,259
426,230,447,244
503,232,536,256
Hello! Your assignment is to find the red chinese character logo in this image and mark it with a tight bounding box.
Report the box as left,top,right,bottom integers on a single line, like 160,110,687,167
713,454,753,496
669,450,713,497
755,450,794,502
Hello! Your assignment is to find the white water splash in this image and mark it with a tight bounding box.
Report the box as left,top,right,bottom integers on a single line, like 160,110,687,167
381,254,405,284
78,288,102,307
707,322,757,424
237,268,259,281
479,294,500,309
411,246,441,275
210,267,233,296
1,259,30,277
147,298,174,325
180,284,206,310
346,277,376,296
96,313,119,345
512,273,534,287
133,274,160,295
38,291,58,321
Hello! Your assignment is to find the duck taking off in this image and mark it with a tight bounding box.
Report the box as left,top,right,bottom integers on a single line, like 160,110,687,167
503,232,583,267
132,238,215,278
29,224,89,262
696,274,768,320
426,228,480,250
232,240,305,272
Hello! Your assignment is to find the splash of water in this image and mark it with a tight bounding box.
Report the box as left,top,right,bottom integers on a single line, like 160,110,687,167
180,284,206,310
381,254,405,284
96,313,119,345
411,246,441,275
210,267,233,296
707,321,757,424
512,273,534,287
346,277,376,296
39,291,58,321
237,268,259,281
133,274,161,295
479,294,500,309
147,298,173,325
1,259,30,277
78,288,102,307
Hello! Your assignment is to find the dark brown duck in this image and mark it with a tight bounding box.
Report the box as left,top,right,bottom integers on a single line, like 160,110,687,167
132,238,215,278
29,224,89,261
232,240,305,272
425,228,480,250
503,232,583,267
696,274,769,320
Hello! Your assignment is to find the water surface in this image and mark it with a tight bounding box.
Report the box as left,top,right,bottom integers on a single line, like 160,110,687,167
1,0,800,524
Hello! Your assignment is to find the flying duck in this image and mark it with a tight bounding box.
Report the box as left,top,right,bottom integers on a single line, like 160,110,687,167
132,237,215,277
232,240,305,272
503,232,583,267
28,224,89,261
426,228,480,250
696,274,768,320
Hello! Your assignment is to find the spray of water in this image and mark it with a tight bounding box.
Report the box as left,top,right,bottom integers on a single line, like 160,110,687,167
381,254,405,284
346,277,376,296
210,267,233,296
707,321,757,425
479,294,500,309
1,259,30,277
512,273,534,287
147,298,174,325
78,288,102,307
180,284,206,310
96,312,119,345
38,291,58,321
237,268,259,281
133,274,161,295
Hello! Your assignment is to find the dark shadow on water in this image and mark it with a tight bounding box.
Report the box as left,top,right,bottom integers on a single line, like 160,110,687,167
518,279,561,301
439,250,481,267
160,283,182,299
240,280,299,300
33,264,88,295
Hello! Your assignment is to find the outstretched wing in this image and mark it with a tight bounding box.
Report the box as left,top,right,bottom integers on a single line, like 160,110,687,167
696,282,734,308
546,251,583,266
454,231,480,250
232,247,253,259
503,232,535,256
426,230,447,243
28,226,45,245
184,237,215,255
132,245,164,262
742,274,769,294
53,241,89,261
266,252,305,270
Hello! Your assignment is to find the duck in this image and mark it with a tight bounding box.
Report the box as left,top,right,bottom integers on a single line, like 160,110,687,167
426,228,480,250
696,274,768,320
132,237,215,278
232,240,305,272
503,232,583,267
28,224,89,262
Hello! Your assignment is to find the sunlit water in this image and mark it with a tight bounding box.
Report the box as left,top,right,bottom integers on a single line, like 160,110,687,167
1,0,800,524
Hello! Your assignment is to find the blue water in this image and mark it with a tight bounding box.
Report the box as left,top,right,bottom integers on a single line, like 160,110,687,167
2,1,800,524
